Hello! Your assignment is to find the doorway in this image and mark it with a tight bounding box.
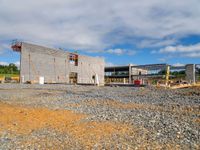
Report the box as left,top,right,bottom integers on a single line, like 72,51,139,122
69,72,78,84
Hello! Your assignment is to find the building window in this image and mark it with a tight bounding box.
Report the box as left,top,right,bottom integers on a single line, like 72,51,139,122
69,53,78,66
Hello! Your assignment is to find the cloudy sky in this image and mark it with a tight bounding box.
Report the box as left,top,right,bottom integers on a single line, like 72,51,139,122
0,0,200,66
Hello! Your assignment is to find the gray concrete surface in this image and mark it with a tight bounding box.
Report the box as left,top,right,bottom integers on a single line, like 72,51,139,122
20,42,104,85
186,64,196,84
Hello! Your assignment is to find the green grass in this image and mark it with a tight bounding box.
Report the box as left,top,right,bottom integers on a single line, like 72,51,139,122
0,74,19,78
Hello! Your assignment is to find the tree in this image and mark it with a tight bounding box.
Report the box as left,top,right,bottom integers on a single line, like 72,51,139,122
0,63,19,74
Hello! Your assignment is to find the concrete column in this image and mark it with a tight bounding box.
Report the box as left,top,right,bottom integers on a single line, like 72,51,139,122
186,64,196,84
123,78,126,84
129,64,132,84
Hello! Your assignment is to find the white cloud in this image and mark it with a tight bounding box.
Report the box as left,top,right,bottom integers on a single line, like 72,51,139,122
157,43,200,58
159,43,200,53
0,51,3,55
158,58,167,63
0,61,20,68
172,63,185,67
106,49,136,55
139,39,177,48
105,62,115,67
14,61,20,68
0,43,10,55
0,0,199,52
182,52,200,58
0,61,9,66
107,49,124,55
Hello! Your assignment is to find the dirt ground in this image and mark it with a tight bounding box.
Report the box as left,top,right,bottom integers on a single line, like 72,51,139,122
0,84,199,149
0,102,133,149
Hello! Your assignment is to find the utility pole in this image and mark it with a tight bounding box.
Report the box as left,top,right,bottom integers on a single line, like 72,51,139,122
166,65,170,87
29,54,31,81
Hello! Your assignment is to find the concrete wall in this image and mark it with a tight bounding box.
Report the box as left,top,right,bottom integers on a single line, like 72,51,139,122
185,64,196,84
131,68,148,75
20,42,104,85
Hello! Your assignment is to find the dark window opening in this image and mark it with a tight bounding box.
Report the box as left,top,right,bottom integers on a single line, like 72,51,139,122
92,75,95,80
69,53,78,66
69,72,78,84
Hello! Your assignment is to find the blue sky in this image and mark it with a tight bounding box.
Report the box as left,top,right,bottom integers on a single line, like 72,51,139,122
0,0,200,67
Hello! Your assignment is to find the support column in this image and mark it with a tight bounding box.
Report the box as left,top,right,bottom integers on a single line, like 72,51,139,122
186,64,196,84
129,64,132,84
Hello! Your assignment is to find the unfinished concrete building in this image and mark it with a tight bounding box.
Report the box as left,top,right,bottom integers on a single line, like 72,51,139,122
105,64,200,85
105,64,148,84
12,42,104,85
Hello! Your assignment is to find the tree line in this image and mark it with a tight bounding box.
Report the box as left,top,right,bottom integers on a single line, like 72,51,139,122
0,63,19,74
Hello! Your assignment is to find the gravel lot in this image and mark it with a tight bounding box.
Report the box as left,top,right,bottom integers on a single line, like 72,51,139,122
0,84,199,149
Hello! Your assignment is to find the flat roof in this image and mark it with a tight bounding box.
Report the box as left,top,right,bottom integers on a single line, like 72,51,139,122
105,66,130,72
105,64,189,71
105,74,129,78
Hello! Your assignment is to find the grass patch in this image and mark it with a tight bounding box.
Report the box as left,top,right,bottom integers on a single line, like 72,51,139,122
0,74,19,78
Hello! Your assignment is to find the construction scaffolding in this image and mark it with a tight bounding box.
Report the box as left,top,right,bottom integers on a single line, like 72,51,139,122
11,40,22,52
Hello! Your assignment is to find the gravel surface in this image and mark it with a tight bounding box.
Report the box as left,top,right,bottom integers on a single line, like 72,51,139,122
0,84,199,149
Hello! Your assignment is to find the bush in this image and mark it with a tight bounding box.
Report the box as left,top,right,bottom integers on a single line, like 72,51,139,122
0,63,19,75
